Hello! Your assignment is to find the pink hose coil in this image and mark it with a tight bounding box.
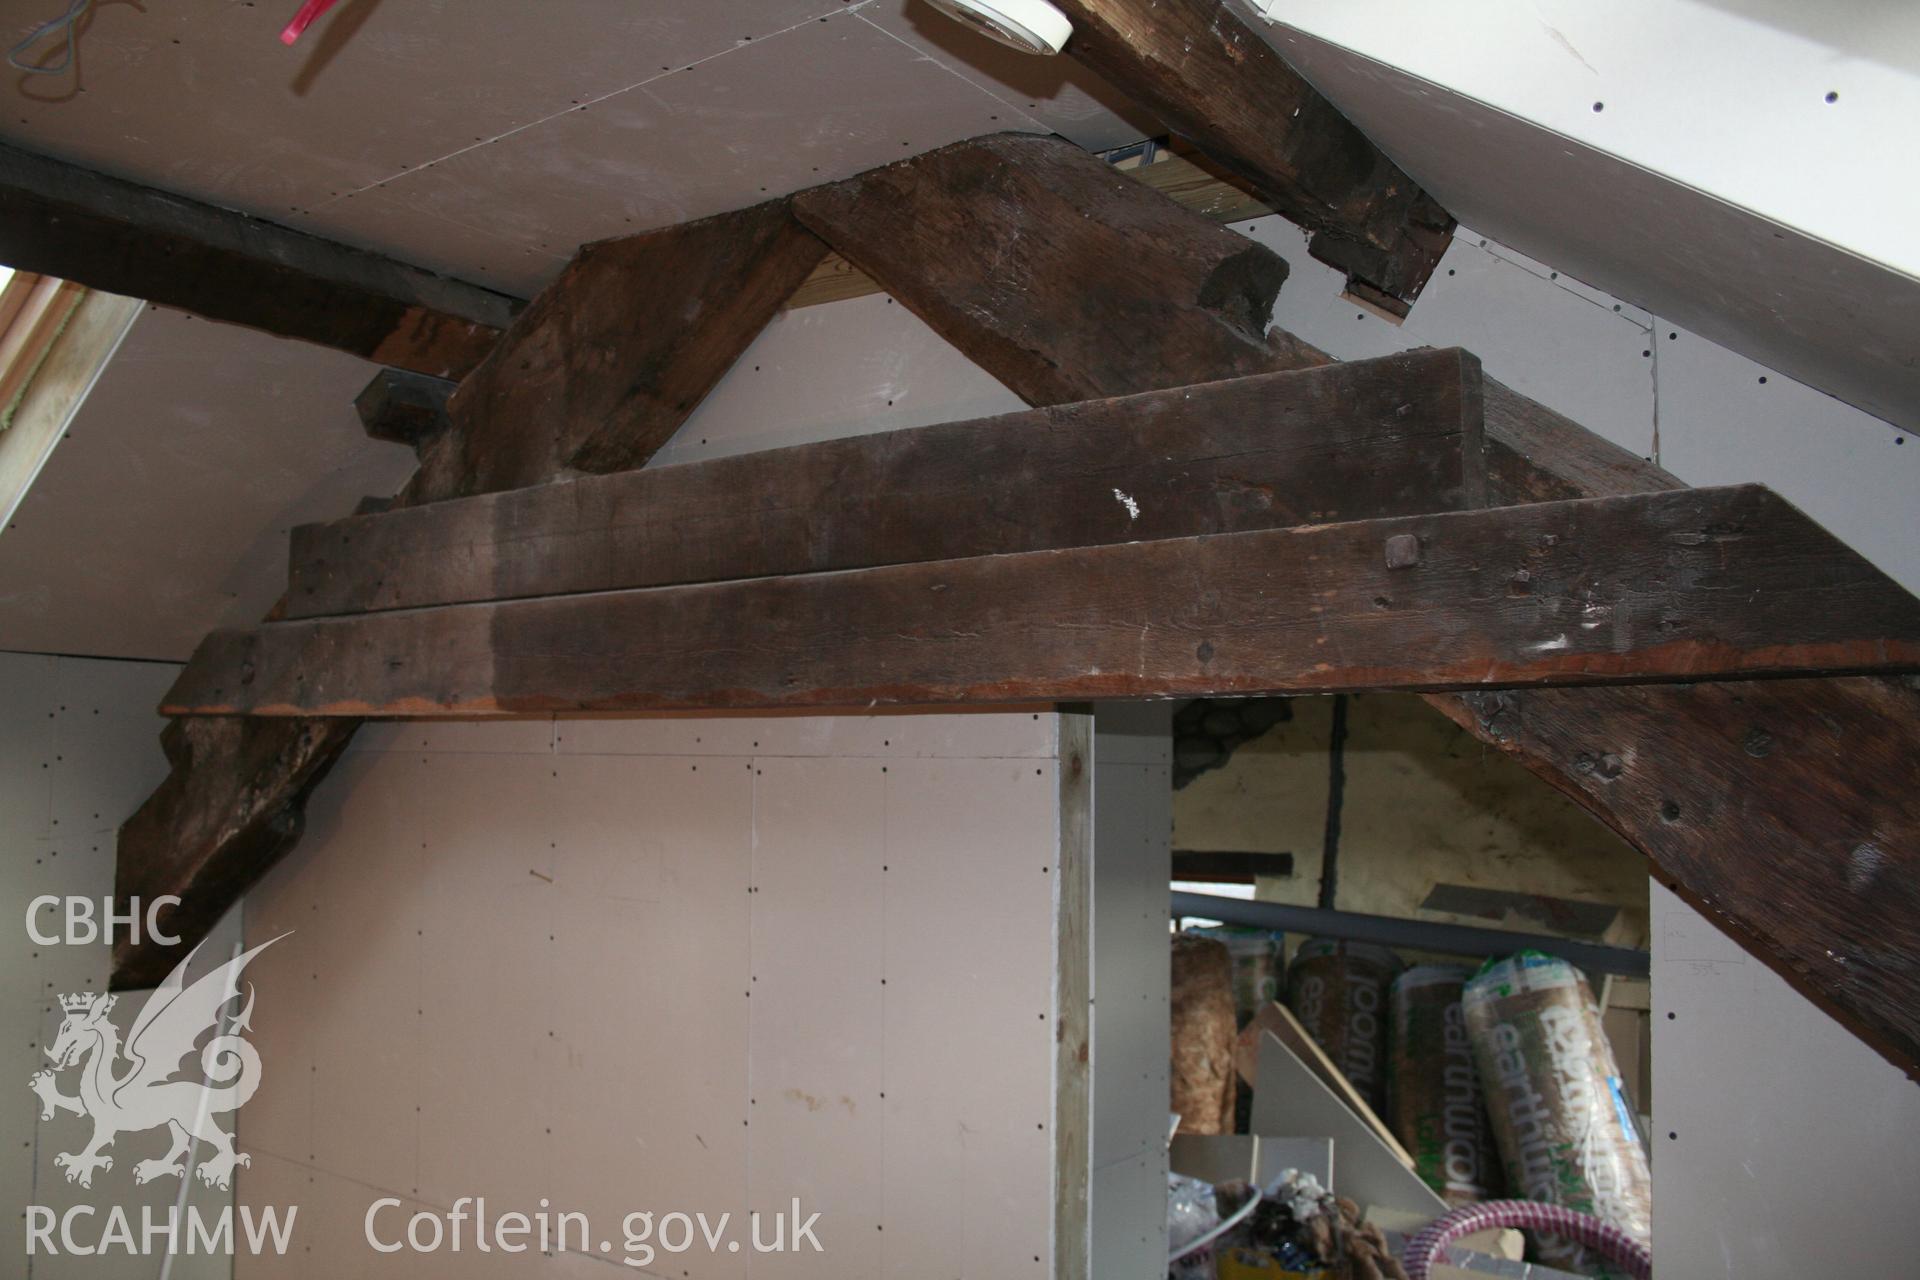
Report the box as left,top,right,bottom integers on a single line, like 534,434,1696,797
1403,1200,1652,1280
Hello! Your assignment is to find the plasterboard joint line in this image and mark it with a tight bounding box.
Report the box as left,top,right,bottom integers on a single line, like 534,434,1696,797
307,2,873,214
853,10,1053,134
1471,236,1653,331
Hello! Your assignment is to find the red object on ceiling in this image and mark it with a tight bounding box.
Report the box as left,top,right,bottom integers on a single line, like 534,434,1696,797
280,0,343,46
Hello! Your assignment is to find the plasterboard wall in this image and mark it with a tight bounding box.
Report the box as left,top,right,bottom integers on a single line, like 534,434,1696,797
0,652,238,1280
234,710,1066,1278
1650,882,1920,1274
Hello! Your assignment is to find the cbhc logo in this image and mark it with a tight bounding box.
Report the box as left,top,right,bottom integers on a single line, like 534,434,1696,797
26,896,183,946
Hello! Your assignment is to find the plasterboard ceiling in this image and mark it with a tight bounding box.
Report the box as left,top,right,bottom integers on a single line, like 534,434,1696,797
0,307,416,662
1257,22,1920,433
3,0,1153,297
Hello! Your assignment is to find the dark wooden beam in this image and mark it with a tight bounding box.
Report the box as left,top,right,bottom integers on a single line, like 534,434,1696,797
0,140,516,379
111,717,357,990
786,148,1278,311
1436,676,1920,1077
283,349,1486,619
1049,2,1453,308
355,368,456,456
799,135,1920,1073
1432,388,1920,1075
792,133,1321,406
116,132,1920,1076
162,485,1920,718
112,200,820,988
408,201,828,503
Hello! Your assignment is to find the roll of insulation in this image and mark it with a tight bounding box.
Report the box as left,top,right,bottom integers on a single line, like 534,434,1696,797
1286,937,1400,1111
1462,953,1652,1278
1389,965,1504,1205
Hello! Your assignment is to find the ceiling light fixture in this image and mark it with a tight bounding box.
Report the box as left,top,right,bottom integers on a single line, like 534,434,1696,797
924,0,1073,56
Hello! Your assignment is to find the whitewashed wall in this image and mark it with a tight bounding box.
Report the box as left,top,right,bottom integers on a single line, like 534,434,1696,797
0,653,238,1280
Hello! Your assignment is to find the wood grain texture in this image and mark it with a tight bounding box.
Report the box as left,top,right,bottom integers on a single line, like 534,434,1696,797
112,200,815,987
782,149,1277,312
1440,384,1920,1073
407,200,828,503
792,133,1321,405
113,130,1920,1075
1052,713,1094,1280
1435,677,1920,1074
797,131,1920,1074
283,349,1486,619
0,140,513,379
1480,381,1687,505
165,485,1920,718
112,716,356,989
804,132,1920,1074
1049,0,1453,306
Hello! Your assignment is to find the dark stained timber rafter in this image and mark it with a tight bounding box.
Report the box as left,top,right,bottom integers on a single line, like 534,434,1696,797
108,135,1920,1080
0,140,515,379
111,198,826,990
409,201,828,503
791,135,1920,1074
1047,0,1454,308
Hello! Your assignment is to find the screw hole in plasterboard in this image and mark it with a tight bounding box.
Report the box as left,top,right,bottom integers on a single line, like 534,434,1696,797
1825,91,1839,103
1592,101,1604,112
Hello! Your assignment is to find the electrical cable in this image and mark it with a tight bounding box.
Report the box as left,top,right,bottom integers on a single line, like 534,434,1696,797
8,0,94,76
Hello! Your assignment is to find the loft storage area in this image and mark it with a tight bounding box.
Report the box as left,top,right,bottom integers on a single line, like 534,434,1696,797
0,2,1916,1278
1162,692,1655,1276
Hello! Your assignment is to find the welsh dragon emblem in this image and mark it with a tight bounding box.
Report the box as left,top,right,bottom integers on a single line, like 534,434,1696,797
28,936,282,1191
